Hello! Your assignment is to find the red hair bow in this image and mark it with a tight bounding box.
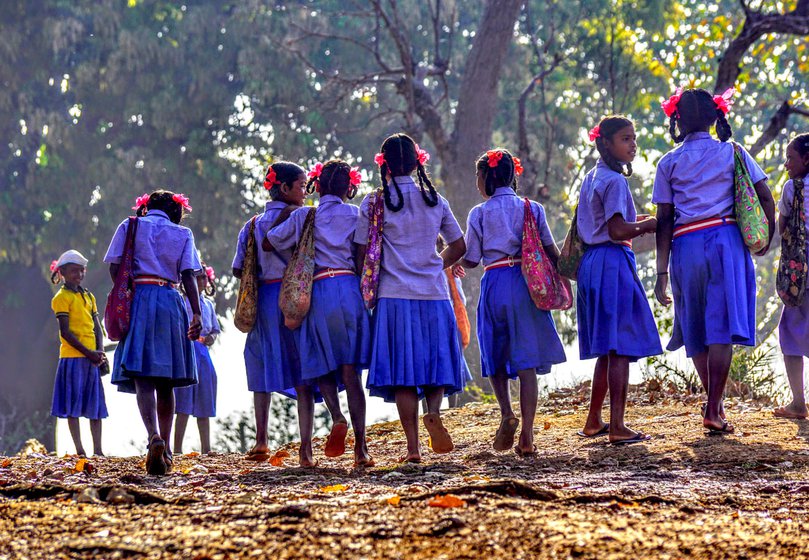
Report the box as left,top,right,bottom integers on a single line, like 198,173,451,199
172,193,192,212
713,87,735,115
588,125,601,142
263,166,278,190
661,86,684,118
308,162,323,180
349,167,362,186
49,260,59,273
205,266,216,283
513,157,524,176
415,144,430,165
132,193,150,210
374,153,385,167
486,150,503,167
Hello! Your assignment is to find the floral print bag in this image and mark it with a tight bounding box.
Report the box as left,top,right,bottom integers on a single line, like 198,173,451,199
361,189,385,310
777,177,807,306
521,198,573,311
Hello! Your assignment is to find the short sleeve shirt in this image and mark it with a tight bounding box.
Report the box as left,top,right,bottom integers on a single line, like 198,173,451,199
232,201,296,281
104,210,201,283
51,287,98,359
464,187,556,266
576,161,638,245
653,132,768,226
354,176,463,300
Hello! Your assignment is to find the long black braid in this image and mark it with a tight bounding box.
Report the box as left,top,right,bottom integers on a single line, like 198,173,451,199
593,115,634,177
377,133,437,211
668,88,733,144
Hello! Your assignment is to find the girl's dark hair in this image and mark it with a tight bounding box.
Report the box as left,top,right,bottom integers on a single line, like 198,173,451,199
791,133,809,157
475,148,519,196
594,116,634,177
377,133,438,212
50,268,61,284
145,190,186,224
264,161,306,200
306,159,357,199
199,261,216,297
669,88,732,143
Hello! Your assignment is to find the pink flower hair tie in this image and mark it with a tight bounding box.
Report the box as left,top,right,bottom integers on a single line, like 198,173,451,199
132,193,150,210
205,266,216,283
415,144,430,166
661,86,684,118
349,167,362,187
374,153,385,167
308,162,323,180
263,166,278,190
172,193,192,212
588,125,601,142
49,260,59,273
713,87,735,115
486,150,503,167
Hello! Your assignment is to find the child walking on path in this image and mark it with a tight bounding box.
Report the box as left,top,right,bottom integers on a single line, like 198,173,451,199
49,250,108,457
267,160,372,466
356,133,467,463
653,87,775,434
773,133,809,420
576,117,662,444
174,265,220,454
232,162,320,467
460,148,566,455
105,191,202,475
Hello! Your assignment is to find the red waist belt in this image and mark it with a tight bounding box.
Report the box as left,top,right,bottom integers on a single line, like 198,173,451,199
133,275,176,288
673,216,736,238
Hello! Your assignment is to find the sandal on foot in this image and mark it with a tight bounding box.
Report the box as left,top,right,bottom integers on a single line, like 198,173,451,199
145,435,167,476
324,422,349,458
705,422,734,435
423,413,454,454
610,433,651,445
576,424,610,438
398,454,422,464
493,417,519,451
354,457,376,468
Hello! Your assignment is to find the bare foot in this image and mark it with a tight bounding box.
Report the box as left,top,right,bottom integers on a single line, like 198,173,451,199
399,450,421,463
773,404,808,419
299,446,317,468
515,429,535,456
493,415,519,451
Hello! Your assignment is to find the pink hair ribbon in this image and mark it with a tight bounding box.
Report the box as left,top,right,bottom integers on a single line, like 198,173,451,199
132,193,150,210
713,87,735,115
172,193,192,212
661,86,684,118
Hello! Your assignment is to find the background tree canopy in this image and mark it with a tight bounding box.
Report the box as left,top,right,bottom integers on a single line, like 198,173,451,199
1,0,807,451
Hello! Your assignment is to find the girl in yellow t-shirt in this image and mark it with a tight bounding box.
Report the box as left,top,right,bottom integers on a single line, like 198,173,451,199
50,250,108,456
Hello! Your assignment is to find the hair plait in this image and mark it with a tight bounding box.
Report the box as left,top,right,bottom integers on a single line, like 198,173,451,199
311,160,354,198
377,133,437,211
668,88,733,143
476,149,519,196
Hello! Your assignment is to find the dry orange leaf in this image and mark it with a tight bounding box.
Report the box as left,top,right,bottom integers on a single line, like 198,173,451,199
543,421,551,430
269,455,285,467
73,458,88,473
186,452,200,458
275,450,291,458
428,494,466,508
0,458,11,468
387,495,401,506
319,484,348,493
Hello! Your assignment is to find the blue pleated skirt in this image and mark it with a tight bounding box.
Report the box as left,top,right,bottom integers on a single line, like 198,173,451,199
366,297,467,403
478,266,566,377
51,358,108,419
243,282,300,399
577,244,663,360
175,341,217,417
298,275,371,381
669,224,756,357
112,284,197,394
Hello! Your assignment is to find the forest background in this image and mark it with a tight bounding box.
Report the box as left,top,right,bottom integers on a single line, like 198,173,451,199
1,0,807,454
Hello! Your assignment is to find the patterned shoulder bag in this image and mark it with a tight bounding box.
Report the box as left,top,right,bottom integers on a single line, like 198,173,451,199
234,216,259,333
279,208,317,329
104,217,138,341
777,177,807,306
521,198,573,311
360,189,385,310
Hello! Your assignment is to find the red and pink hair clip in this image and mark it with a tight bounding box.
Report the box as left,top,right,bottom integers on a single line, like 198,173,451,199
349,167,362,186
205,266,216,283
172,193,192,212
307,162,323,180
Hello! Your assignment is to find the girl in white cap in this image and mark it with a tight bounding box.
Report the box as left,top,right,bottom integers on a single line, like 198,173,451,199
49,250,108,456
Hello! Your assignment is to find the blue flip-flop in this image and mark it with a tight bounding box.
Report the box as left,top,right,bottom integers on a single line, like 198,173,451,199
576,424,610,438
610,432,651,445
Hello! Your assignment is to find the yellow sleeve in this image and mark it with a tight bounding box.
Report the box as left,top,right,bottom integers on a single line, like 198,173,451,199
89,292,99,315
51,290,71,316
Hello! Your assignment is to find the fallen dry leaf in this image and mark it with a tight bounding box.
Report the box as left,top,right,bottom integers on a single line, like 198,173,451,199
544,421,552,430
319,484,348,493
428,494,467,508
387,495,401,506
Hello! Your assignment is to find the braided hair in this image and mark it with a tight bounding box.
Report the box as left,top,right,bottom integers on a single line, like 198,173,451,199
669,88,732,144
145,190,186,224
264,161,306,200
306,159,357,199
475,149,519,196
376,133,439,212
594,116,634,177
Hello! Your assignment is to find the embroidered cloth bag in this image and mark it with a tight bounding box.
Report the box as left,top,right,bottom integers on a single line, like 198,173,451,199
733,142,769,252
234,216,259,333
445,269,471,349
777,177,808,306
104,217,138,341
361,189,385,310
521,198,573,311
557,203,586,280
279,208,317,329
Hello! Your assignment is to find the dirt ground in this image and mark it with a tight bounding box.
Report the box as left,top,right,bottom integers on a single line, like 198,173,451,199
2,387,809,559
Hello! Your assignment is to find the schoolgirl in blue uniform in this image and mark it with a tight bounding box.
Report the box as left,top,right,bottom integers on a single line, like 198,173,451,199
174,265,220,455
460,149,566,456
267,160,372,466
356,133,467,463
576,117,662,444
105,191,202,475
232,162,319,466
653,87,775,434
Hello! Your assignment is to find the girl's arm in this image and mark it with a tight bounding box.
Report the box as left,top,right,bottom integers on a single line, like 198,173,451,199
754,178,776,255
459,259,478,269
108,263,119,282
93,314,104,352
779,214,788,236
232,267,242,279
544,242,561,268
57,316,106,365
181,270,203,340
606,214,657,241
440,237,466,269
654,203,675,306
355,244,367,274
